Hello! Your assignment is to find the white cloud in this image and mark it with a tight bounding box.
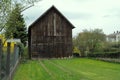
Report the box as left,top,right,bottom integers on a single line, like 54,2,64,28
22,0,120,36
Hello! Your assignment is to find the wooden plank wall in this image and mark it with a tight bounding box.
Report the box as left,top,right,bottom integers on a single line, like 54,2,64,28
30,9,72,58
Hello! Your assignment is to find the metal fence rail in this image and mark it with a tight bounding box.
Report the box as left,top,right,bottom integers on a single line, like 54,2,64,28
0,40,20,80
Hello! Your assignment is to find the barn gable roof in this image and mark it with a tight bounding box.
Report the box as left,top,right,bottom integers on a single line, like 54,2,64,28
29,5,75,29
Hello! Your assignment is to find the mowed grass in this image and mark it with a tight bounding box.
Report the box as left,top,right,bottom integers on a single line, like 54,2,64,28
13,58,120,80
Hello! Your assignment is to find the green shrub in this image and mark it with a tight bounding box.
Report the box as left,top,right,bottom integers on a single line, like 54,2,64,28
23,46,28,58
73,53,80,57
17,43,24,55
73,46,81,57
88,51,120,58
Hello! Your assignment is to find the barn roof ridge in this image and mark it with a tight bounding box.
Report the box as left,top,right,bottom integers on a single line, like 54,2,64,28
28,5,75,29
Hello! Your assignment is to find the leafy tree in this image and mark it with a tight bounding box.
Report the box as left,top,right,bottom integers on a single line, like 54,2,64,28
0,0,11,31
73,29,106,56
0,0,41,46
0,0,41,32
5,4,27,46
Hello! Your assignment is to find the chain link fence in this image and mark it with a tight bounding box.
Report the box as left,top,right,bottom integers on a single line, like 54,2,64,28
0,40,20,80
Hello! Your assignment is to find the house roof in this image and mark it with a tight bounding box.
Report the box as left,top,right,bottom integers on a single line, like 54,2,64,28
107,31,120,38
28,5,75,29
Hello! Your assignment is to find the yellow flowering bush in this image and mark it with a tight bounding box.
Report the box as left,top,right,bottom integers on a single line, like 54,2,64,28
0,34,15,53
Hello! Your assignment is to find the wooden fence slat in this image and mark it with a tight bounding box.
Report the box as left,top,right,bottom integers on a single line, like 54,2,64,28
6,42,11,76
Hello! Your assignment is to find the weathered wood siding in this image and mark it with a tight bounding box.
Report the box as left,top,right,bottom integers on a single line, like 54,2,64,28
29,6,74,58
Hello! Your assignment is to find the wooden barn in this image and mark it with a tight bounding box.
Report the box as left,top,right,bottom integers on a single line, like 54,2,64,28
28,6,75,58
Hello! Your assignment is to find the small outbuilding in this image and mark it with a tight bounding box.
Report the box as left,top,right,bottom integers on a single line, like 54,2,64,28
28,6,75,58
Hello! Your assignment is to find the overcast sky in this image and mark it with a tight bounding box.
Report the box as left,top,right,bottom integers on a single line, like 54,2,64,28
22,0,120,36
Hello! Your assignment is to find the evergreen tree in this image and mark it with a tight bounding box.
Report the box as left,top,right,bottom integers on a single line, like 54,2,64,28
0,0,41,32
5,4,27,46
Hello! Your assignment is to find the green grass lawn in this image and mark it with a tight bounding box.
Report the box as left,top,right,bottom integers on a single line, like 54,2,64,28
13,58,120,80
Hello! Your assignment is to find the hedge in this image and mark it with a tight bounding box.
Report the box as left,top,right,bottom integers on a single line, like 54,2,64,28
88,51,120,58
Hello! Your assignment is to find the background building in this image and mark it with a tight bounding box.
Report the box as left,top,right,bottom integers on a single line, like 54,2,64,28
107,31,120,42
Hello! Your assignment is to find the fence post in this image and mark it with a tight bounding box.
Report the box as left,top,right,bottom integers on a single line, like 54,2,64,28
0,39,2,80
6,42,11,76
13,44,17,66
